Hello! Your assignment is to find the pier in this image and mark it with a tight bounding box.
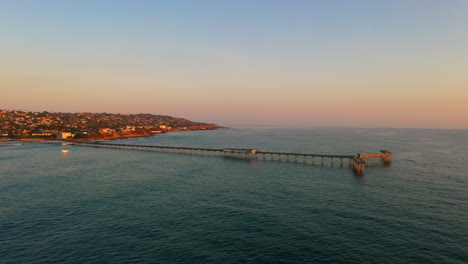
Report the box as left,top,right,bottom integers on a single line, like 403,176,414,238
55,141,392,175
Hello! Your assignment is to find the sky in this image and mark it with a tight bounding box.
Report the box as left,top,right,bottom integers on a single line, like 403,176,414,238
1,0,467,129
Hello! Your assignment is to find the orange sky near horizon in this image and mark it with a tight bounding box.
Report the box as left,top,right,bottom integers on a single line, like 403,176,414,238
1,1,467,129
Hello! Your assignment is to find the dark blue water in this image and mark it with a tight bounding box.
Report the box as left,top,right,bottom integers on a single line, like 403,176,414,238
1,128,467,263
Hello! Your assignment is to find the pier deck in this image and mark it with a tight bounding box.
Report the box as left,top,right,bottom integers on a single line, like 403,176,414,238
51,141,392,175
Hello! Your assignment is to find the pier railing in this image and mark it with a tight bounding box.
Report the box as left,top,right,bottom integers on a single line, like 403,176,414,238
49,141,392,175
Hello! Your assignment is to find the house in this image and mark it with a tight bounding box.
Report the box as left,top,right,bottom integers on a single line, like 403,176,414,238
99,128,114,134
123,126,136,132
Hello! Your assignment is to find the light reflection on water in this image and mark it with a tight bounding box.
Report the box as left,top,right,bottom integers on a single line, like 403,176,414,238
0,127,467,264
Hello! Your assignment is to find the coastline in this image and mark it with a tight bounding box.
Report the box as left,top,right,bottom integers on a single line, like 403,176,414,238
0,127,225,143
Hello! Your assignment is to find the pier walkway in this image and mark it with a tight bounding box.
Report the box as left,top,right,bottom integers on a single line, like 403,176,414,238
54,141,392,175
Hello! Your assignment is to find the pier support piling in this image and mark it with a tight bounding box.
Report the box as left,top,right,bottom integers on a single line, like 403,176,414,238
352,157,366,175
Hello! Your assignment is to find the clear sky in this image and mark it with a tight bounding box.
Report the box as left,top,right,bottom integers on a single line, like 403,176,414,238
1,0,467,129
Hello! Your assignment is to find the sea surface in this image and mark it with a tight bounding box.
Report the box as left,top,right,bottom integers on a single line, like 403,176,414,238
1,127,467,264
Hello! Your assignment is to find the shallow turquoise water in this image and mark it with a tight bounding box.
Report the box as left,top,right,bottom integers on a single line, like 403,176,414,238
1,128,467,263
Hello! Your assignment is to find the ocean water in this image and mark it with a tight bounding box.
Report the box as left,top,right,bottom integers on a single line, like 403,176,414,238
0,127,467,264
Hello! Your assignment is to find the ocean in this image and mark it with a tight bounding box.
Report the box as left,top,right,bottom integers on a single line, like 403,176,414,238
1,127,467,263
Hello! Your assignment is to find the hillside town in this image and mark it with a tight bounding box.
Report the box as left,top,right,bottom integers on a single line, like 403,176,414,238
0,109,221,141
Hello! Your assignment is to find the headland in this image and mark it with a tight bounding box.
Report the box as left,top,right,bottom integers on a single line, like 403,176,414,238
0,109,223,142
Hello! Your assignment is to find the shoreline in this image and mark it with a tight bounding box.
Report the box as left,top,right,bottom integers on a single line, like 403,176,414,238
0,127,226,143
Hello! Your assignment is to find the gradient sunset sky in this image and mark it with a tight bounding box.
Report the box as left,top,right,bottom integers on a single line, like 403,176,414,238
1,0,467,128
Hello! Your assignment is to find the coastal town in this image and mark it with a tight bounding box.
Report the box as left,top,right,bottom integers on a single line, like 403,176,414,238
0,109,221,141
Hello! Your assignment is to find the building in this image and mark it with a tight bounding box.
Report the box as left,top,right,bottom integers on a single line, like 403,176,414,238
99,128,114,134
123,126,136,132
31,132,54,137
56,132,74,139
